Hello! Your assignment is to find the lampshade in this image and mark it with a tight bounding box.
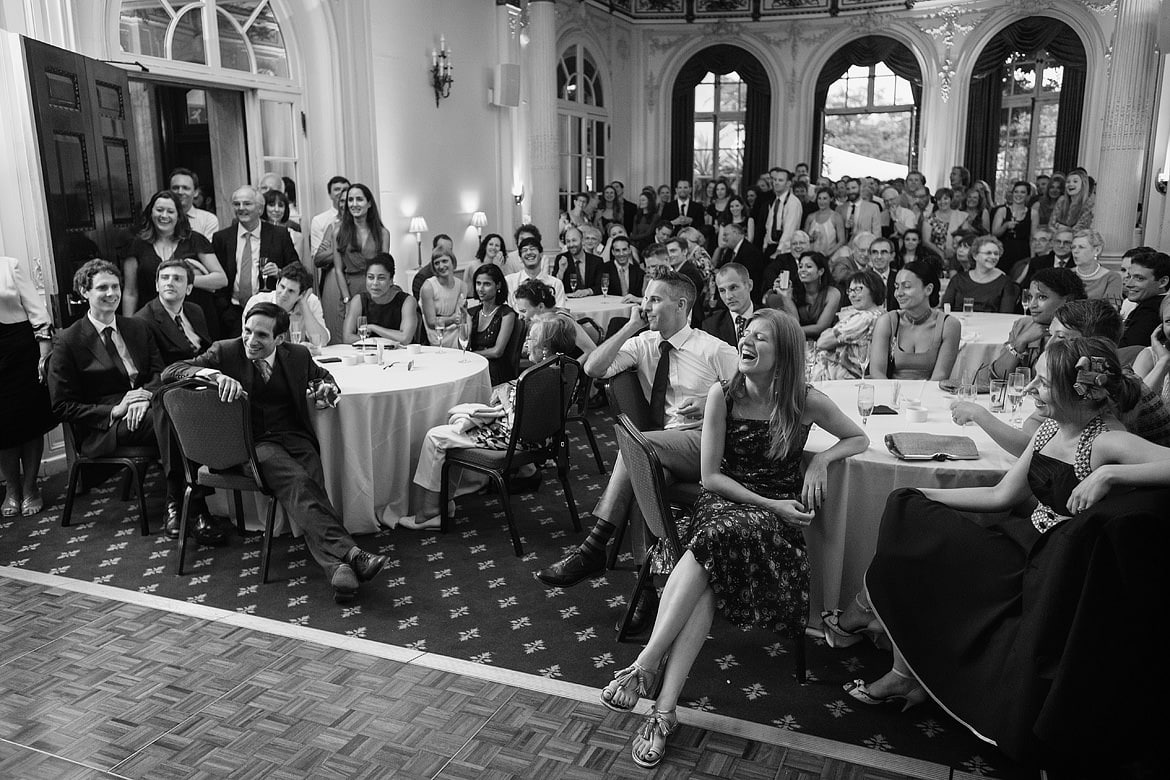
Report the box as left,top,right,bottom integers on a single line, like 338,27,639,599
471,211,488,229
408,216,428,234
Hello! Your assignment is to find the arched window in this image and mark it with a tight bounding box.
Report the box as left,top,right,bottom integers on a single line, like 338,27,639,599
813,38,922,180
997,54,1063,200
119,0,290,78
557,44,608,213
693,72,745,193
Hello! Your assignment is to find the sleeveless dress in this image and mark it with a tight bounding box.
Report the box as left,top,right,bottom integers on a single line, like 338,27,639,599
469,303,516,384
322,226,381,343
865,418,1106,753
807,214,838,255
423,276,463,347
654,388,812,637
887,309,950,380
360,288,407,332
994,204,1031,271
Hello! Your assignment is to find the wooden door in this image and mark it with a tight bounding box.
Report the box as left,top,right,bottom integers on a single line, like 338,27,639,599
24,38,141,325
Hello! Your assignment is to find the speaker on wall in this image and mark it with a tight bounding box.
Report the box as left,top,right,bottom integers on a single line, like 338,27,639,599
492,63,520,108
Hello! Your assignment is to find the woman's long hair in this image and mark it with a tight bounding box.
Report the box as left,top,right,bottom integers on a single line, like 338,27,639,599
727,308,807,459
336,183,386,254
1052,167,1094,228
137,190,191,243
1045,336,1142,420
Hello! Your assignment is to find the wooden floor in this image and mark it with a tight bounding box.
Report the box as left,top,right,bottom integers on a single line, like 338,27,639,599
0,567,990,779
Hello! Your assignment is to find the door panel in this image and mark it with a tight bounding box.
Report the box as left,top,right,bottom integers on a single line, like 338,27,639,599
25,38,141,325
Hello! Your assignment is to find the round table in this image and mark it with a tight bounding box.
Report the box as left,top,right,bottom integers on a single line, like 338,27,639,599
949,311,1018,382
564,294,635,334
802,378,1028,625
313,344,492,532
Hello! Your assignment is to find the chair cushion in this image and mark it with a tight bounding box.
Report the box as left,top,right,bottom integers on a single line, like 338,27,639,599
94,446,159,461
447,446,544,471
195,464,262,492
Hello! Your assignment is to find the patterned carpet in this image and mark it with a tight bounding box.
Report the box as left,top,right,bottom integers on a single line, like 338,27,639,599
1,412,1035,779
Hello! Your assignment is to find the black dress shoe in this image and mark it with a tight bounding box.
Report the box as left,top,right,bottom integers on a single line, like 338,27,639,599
506,470,542,493
332,564,359,604
191,513,229,547
535,548,605,588
346,549,387,582
618,587,659,636
165,500,181,539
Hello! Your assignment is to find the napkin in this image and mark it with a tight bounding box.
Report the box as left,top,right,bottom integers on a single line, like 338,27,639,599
884,432,979,461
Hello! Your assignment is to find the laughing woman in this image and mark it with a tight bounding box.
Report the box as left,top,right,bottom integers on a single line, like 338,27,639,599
599,309,867,769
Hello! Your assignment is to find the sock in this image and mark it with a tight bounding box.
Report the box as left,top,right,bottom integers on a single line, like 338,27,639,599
579,519,616,558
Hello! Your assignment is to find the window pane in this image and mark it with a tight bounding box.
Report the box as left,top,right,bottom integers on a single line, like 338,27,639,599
1012,63,1035,94
584,120,594,156
582,78,595,106
218,10,250,72
1033,136,1056,173
172,7,206,65
693,148,713,182
717,120,743,151
1037,102,1059,136
718,81,742,112
694,120,714,148
119,1,172,59
591,74,604,107
845,76,866,109
570,117,581,158
1041,65,1063,94
260,100,294,158
1010,106,1033,139
717,147,741,180
874,62,892,78
826,80,848,109
594,119,605,158
695,81,715,112
821,111,912,178
872,75,894,107
244,2,289,78
847,64,868,79
893,75,913,106
186,89,207,126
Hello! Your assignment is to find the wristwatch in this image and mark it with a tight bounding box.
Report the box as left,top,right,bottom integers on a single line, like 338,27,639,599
1005,343,1023,358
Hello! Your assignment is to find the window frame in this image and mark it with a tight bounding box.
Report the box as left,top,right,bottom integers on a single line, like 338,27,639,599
995,53,1063,202
692,71,745,194
820,63,919,176
556,43,609,214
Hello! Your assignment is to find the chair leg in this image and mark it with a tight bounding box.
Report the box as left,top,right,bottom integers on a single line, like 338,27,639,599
793,628,807,684
616,555,655,643
260,496,277,584
133,464,149,536
176,486,193,575
118,469,134,501
556,443,581,533
438,461,452,533
607,515,628,571
233,490,247,535
491,472,524,556
575,419,606,473
61,463,82,528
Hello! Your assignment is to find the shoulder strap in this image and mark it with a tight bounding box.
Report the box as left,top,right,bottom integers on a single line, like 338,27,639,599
1032,418,1060,453
1072,416,1108,481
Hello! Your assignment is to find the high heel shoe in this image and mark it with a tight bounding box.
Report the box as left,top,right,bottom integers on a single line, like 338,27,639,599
821,610,867,648
600,661,658,713
21,493,44,517
1,494,19,517
631,707,677,769
843,678,927,712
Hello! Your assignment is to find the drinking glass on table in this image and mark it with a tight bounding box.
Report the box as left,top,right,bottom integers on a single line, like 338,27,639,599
356,315,369,343
962,297,975,319
857,382,875,426
1007,370,1028,427
956,383,977,423
989,378,1008,414
289,328,303,345
600,273,610,298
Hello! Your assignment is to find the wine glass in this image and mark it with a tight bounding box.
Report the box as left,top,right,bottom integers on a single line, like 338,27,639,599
356,315,369,344
857,382,875,426
567,272,578,294
289,328,303,345
600,273,610,298
1007,370,1028,427
457,306,472,363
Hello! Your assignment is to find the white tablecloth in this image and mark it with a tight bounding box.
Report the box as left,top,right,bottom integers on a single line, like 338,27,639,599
212,345,491,535
564,295,635,333
802,378,1028,625
949,312,1018,382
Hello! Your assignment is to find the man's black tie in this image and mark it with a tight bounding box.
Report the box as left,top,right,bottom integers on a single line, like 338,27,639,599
102,327,129,383
175,314,198,352
649,341,674,429
735,315,747,342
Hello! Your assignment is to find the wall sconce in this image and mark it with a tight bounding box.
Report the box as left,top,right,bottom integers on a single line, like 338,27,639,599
409,216,428,267
471,211,488,237
430,35,454,106
1157,169,1168,195
512,183,524,205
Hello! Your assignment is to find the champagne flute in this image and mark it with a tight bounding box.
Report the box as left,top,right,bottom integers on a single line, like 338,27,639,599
457,305,471,363
356,315,369,344
857,382,875,426
290,328,303,345
1007,370,1027,427
600,273,610,298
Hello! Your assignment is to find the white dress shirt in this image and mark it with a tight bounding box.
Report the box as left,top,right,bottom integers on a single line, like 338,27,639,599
309,209,340,257
187,207,219,241
505,270,567,309
244,290,330,343
88,311,138,384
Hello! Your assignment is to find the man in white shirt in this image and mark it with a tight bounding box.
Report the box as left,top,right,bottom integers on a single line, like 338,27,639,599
537,270,738,596
505,237,566,309
880,186,918,241
244,263,330,346
761,167,804,259
169,168,219,240
309,175,350,258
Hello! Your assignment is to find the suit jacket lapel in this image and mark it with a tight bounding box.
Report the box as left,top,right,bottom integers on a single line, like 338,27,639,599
81,317,113,372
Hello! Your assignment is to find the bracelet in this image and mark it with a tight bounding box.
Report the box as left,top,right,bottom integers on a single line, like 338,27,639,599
1005,343,1022,358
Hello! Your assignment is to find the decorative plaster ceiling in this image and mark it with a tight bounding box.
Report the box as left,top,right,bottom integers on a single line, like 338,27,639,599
547,0,916,22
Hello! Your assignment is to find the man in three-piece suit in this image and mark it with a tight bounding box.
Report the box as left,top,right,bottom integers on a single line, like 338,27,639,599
599,235,645,299
162,302,387,603
836,178,882,242
48,260,225,546
717,222,767,306
660,179,706,230
702,263,755,347
211,185,299,339
134,258,212,366
554,226,604,296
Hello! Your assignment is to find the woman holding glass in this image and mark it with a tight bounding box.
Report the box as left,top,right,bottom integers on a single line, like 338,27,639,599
869,261,961,381
921,188,968,270
940,236,1020,313
465,264,518,384
322,183,391,342
419,247,464,347
341,253,416,345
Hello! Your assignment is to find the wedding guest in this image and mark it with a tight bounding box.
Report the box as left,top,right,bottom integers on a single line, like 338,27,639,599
321,183,391,342
263,189,303,260
420,248,464,348
341,253,416,346
512,278,596,359
922,188,968,270
1030,173,1064,235
1049,167,1095,232
991,181,1033,272
464,264,518,384
134,258,212,366
1132,294,1170,403
941,236,1020,313
1069,229,1122,303
988,267,1084,379
769,251,841,339
1118,250,1170,348
811,269,886,381
869,261,961,381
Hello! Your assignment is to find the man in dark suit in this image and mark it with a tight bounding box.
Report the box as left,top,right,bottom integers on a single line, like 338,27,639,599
48,260,225,546
554,227,604,296
135,258,212,366
611,180,637,233
162,302,387,603
718,222,766,306
1119,251,1170,348
702,263,755,347
1016,228,1055,287
664,235,708,327
599,235,644,299
660,179,705,230
866,238,900,311
211,185,299,338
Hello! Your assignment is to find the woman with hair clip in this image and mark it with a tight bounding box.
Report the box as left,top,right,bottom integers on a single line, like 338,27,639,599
599,309,867,769
825,336,1170,770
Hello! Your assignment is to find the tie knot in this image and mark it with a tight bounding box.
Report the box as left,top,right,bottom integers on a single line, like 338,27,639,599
659,340,674,356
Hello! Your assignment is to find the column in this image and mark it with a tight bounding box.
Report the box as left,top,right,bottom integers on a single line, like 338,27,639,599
525,0,558,242
1095,0,1159,254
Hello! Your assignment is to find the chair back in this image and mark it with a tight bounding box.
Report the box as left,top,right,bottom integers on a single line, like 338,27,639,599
566,358,593,418
160,379,268,491
502,316,529,381
613,414,684,562
606,369,654,430
508,355,573,457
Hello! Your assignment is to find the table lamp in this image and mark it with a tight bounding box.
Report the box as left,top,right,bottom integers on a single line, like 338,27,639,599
471,211,488,238
409,216,428,267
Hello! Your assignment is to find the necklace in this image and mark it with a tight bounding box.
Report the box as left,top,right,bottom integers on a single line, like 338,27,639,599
479,302,498,319
902,307,933,326
1075,262,1101,279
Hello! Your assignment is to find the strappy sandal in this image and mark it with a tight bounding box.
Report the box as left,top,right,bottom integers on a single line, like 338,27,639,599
843,669,927,713
631,707,677,769
1,494,19,517
600,661,656,713
822,593,879,649
21,493,44,517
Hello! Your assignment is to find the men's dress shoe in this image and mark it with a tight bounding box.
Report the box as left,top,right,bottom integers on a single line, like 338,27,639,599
347,549,388,582
191,513,229,547
536,548,605,588
507,470,542,493
332,564,359,604
165,500,181,539
618,587,659,636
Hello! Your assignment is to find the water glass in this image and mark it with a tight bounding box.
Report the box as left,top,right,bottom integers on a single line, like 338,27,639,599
289,329,303,345
962,297,975,318
857,382,875,426
357,316,369,343
989,379,1008,413
956,384,977,423
600,273,610,298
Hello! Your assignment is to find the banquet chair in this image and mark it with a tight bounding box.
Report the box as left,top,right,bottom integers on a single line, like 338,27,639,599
1117,344,1143,370
439,355,582,556
159,379,278,581
566,367,605,473
613,414,807,682
502,317,528,380
60,420,155,536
